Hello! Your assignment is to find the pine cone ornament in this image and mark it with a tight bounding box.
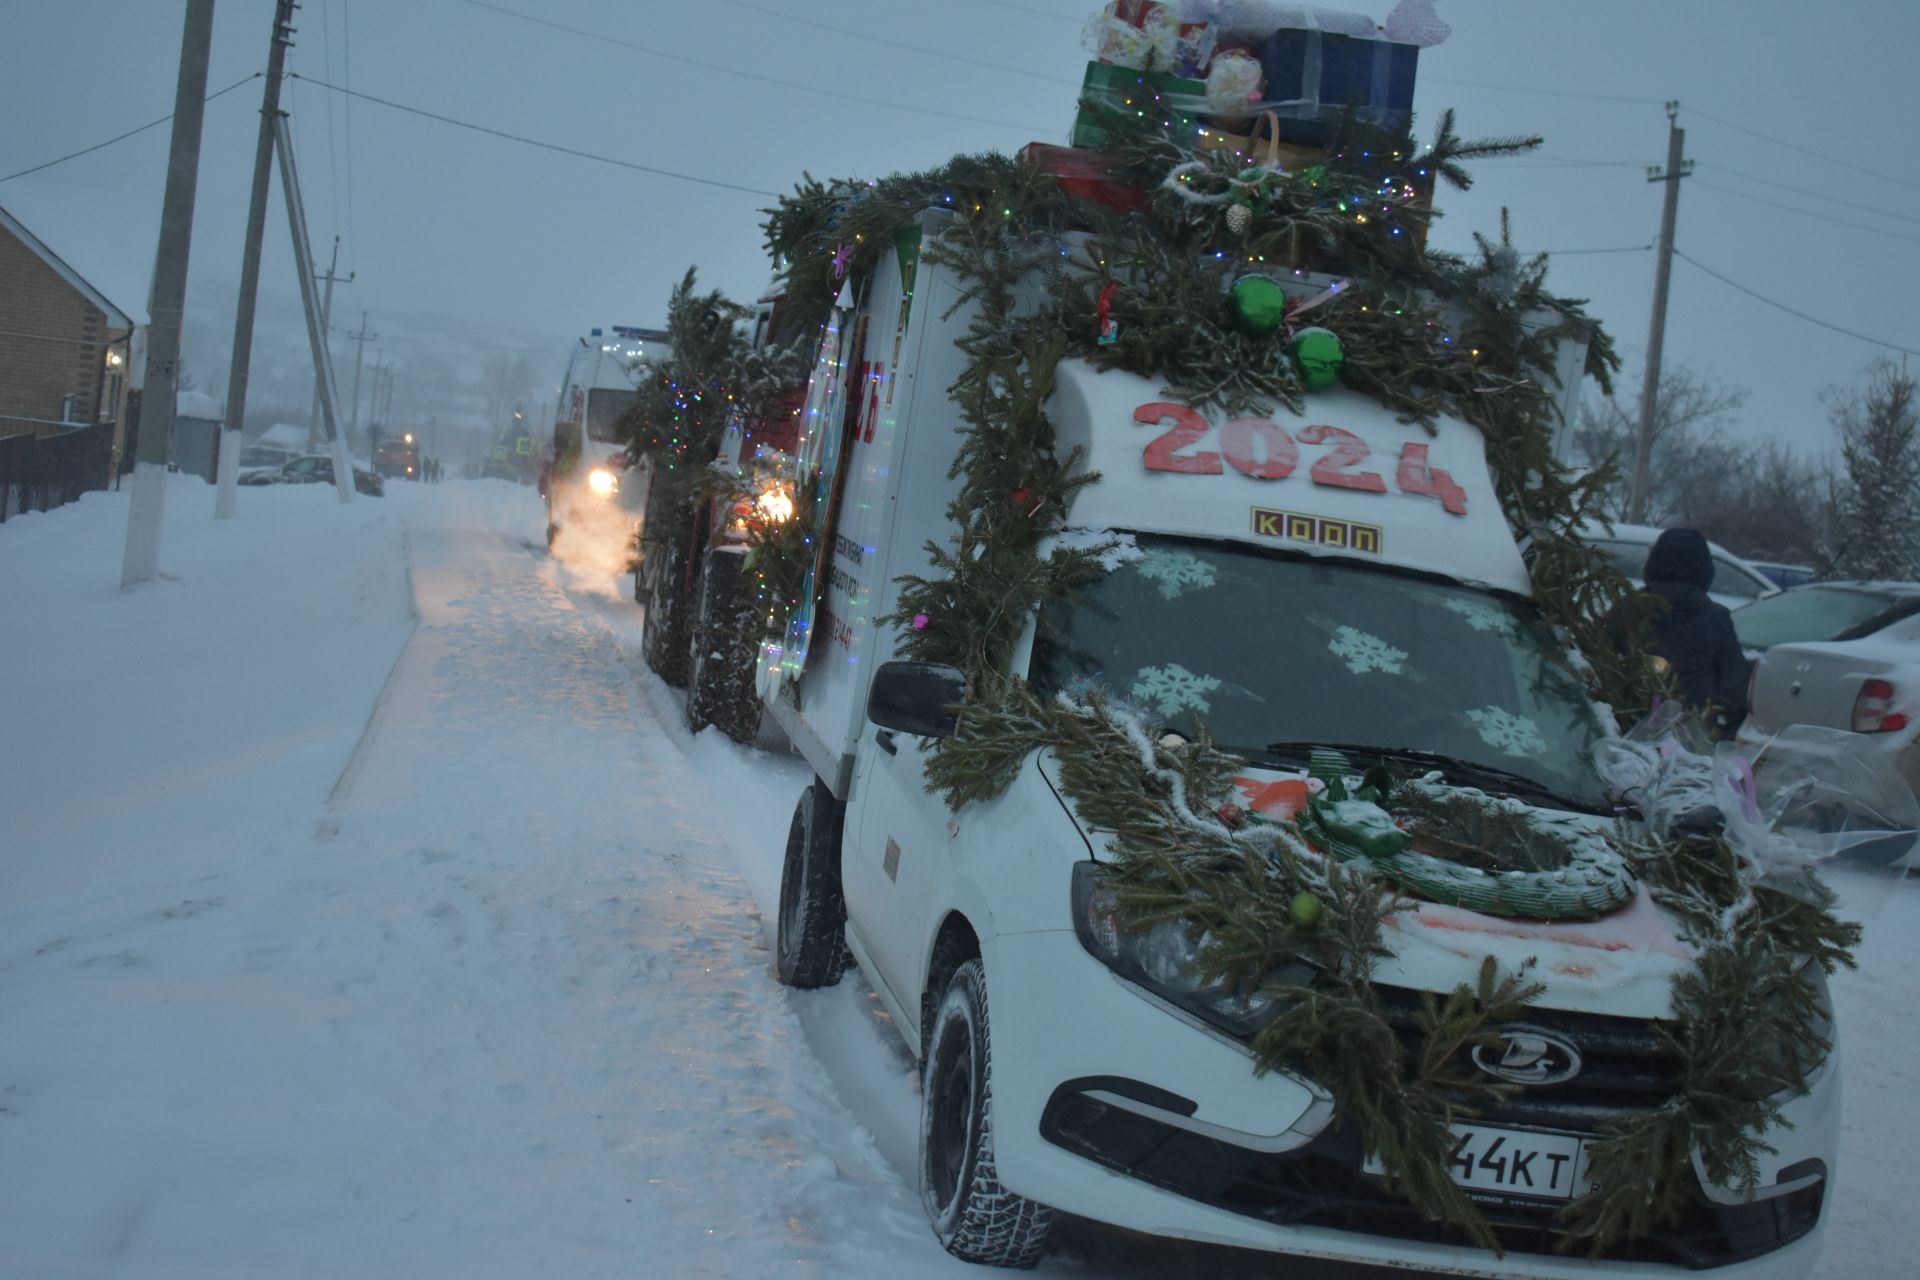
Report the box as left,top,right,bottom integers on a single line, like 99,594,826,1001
1226,202,1252,235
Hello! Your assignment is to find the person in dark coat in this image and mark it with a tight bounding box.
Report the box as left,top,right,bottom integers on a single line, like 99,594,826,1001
1643,528,1750,731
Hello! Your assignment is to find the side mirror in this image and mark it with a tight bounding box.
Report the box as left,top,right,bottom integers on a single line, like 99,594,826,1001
866,661,967,739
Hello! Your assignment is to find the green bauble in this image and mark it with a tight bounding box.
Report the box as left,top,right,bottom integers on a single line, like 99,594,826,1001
1291,326,1345,390
1289,892,1323,928
1228,275,1289,334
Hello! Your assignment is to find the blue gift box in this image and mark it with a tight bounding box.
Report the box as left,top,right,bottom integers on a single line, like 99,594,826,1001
1255,28,1418,145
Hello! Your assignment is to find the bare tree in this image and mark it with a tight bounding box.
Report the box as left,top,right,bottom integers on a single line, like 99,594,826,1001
479,353,530,434
1573,366,1746,526
1823,361,1920,579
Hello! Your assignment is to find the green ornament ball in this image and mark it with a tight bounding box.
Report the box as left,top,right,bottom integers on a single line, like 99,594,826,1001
1228,275,1289,335
1289,891,1323,928
1291,326,1345,391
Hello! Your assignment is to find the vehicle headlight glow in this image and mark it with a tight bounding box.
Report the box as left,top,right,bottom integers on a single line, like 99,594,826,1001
756,485,795,523
587,467,618,496
1071,862,1306,1037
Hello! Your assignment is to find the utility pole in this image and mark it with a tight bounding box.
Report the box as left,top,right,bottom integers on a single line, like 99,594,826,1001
272,113,354,504
347,311,376,440
122,0,215,588
305,236,351,451
214,0,296,519
1627,101,1693,525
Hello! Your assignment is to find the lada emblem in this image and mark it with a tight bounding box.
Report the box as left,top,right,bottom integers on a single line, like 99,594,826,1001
1471,1027,1583,1086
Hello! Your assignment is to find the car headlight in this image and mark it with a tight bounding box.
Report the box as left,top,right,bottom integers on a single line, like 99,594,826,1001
587,467,618,496
1071,862,1308,1038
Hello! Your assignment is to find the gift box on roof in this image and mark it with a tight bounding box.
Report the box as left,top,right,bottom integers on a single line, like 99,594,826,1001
1070,60,1207,150
1254,21,1418,145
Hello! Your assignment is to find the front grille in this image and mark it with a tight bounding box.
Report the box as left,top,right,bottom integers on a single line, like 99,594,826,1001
1372,985,1684,1132
1041,1082,1824,1270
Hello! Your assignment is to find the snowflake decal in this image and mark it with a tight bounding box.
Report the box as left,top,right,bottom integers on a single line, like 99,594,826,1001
1465,707,1548,758
1443,597,1511,633
1131,663,1221,718
1133,550,1216,599
1327,626,1408,676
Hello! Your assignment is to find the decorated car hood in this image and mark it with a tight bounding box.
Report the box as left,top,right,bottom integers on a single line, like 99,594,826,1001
1044,754,1691,1021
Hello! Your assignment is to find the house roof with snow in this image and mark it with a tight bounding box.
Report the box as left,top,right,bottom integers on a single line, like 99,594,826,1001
255,422,308,448
0,203,134,330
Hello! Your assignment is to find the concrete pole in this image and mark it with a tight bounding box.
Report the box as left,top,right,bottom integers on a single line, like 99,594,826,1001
348,311,375,440
1627,102,1691,525
122,0,215,589
214,0,296,519
305,236,349,451
272,115,354,504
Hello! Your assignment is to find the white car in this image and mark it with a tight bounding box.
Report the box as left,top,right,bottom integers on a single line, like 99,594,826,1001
1740,597,1920,803
759,230,1838,1280
1580,521,1778,611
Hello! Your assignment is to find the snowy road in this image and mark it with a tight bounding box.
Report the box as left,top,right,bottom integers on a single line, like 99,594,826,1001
2,478,1914,1279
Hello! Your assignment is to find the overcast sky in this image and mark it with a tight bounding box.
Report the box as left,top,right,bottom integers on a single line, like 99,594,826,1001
3,0,1916,449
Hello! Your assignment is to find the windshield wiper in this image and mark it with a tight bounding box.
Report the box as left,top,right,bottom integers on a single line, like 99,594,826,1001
1256,741,1608,814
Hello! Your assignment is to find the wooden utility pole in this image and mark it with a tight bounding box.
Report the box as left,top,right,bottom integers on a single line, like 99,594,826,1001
214,0,296,519
1627,101,1693,524
123,0,216,587
305,236,352,450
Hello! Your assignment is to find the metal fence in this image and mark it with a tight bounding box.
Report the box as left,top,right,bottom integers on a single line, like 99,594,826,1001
0,419,115,524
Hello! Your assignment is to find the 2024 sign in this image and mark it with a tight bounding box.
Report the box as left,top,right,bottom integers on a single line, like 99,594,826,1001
1134,402,1469,516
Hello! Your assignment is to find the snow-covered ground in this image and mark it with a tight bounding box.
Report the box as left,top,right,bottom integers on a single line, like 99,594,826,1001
1,476,1913,1279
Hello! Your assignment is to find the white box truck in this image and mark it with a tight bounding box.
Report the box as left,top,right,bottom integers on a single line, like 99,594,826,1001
755,211,1836,1277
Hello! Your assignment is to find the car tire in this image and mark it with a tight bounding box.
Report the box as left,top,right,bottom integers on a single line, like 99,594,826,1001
920,958,1053,1268
772,783,849,989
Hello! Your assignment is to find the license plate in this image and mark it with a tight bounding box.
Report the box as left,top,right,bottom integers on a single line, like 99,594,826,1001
1365,1123,1592,1202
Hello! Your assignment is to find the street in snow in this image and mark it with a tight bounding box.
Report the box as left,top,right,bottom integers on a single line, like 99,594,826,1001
1,478,1914,1279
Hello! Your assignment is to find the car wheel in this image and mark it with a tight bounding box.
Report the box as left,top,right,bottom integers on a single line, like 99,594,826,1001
772,784,848,989
920,958,1053,1268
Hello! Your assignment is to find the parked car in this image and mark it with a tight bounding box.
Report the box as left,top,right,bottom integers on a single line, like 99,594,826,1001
238,453,384,497
1748,561,1820,590
239,442,297,470
1579,520,1777,610
1739,607,1920,816
1731,582,1920,656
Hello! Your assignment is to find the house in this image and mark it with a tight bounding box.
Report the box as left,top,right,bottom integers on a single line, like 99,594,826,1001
0,203,135,478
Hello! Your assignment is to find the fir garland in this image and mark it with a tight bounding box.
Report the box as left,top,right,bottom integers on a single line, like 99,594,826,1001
757,86,1859,1258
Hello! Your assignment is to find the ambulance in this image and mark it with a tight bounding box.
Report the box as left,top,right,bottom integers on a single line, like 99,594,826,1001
545,326,663,552
757,212,1837,1277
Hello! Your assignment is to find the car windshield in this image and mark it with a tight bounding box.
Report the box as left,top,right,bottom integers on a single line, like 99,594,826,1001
1030,535,1609,808
1731,585,1912,649
586,388,639,443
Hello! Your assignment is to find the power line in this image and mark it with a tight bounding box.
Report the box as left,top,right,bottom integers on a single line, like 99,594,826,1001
1692,178,1920,248
330,325,554,354
1546,243,1654,256
0,72,262,184
1695,161,1920,229
1419,75,1663,107
343,0,359,275
972,0,1081,21
288,73,781,197
1682,104,1920,195
446,0,1054,136
698,0,1079,86
1673,248,1920,359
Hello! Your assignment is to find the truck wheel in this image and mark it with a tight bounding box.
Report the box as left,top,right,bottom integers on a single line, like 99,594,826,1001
773,784,848,988
920,959,1053,1268
640,543,692,688
686,548,762,744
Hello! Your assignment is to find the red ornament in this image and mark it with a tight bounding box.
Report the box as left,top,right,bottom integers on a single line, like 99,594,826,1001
1216,802,1244,828
1012,486,1032,506
1096,281,1120,345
